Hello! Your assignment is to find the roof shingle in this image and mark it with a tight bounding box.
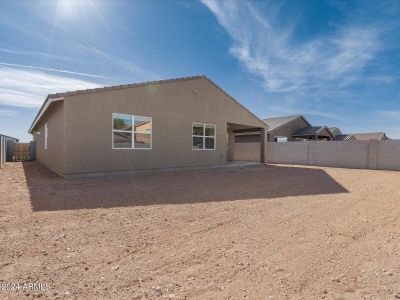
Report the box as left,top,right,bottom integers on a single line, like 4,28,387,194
332,134,353,141
352,132,387,140
263,115,309,131
292,126,332,137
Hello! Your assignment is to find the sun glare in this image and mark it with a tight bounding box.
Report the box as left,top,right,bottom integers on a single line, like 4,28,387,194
56,0,98,19
57,0,76,18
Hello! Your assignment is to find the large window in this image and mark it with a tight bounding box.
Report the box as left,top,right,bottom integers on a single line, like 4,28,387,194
112,113,152,149
192,123,216,150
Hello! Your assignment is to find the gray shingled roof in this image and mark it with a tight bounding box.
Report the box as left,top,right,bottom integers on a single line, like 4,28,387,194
352,132,387,140
263,115,310,132
329,127,342,137
332,134,353,141
293,126,332,137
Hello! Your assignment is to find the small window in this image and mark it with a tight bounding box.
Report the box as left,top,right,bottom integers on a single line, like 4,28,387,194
192,123,216,150
44,123,48,150
276,136,288,142
112,113,152,149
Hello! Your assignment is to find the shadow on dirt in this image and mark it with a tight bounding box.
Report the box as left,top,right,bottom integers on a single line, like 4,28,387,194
22,161,348,211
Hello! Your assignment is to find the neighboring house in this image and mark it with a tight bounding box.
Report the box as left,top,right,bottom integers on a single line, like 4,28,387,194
352,132,389,141
332,134,355,141
329,127,342,137
245,115,334,142
235,115,312,143
0,134,19,168
264,115,311,142
28,76,267,178
329,127,356,141
292,126,334,141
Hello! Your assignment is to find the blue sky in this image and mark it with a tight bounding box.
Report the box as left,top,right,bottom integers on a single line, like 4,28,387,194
1,0,400,141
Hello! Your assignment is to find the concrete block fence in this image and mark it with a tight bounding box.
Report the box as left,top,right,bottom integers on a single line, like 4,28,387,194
267,140,400,171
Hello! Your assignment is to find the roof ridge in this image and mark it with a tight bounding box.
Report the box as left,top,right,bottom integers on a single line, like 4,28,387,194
351,131,385,135
263,115,300,120
48,75,207,98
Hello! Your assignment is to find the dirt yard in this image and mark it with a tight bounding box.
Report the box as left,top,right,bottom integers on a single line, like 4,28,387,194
1,162,400,299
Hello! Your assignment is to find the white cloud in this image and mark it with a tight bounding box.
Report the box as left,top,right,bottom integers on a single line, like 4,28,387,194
0,62,115,79
0,109,19,117
88,47,161,81
0,48,81,64
201,0,381,92
378,110,400,119
0,67,101,108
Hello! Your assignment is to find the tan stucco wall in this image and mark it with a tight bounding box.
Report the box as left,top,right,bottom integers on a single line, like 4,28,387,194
230,142,260,162
62,78,265,175
268,118,309,142
33,101,65,175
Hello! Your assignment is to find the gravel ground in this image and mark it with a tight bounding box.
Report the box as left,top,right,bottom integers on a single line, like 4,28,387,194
1,161,400,300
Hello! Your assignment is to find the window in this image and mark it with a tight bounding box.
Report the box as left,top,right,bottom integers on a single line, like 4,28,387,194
44,123,48,150
192,123,216,150
112,113,152,149
275,136,288,142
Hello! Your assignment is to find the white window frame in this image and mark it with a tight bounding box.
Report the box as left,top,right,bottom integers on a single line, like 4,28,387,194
275,136,288,142
44,123,48,150
112,113,152,150
192,122,216,150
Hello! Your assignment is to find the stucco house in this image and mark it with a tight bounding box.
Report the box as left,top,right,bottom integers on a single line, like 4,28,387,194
291,126,334,141
332,134,355,141
352,132,389,141
238,115,337,142
233,115,311,143
263,115,311,142
28,76,267,178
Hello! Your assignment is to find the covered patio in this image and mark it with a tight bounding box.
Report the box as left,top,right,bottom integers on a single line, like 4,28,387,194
227,122,265,163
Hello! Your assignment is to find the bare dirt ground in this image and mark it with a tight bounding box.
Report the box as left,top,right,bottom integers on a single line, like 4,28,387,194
1,162,400,300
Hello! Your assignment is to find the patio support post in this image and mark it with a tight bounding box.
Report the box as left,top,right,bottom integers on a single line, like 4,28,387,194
260,128,266,163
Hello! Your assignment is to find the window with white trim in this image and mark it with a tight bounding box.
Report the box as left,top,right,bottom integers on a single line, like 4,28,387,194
44,123,48,150
112,113,152,149
192,123,216,150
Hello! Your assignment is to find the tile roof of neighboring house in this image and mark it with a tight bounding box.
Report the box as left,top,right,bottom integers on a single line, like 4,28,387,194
332,134,353,141
292,126,333,137
29,75,266,133
352,132,388,140
329,127,342,137
263,115,311,132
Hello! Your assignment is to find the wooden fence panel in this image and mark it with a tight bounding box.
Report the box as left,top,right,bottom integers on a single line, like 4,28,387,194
13,143,31,161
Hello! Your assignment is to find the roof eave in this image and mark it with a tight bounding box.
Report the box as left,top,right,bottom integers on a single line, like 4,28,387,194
28,96,64,134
